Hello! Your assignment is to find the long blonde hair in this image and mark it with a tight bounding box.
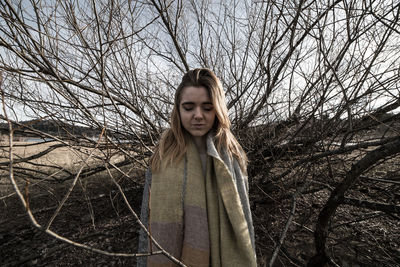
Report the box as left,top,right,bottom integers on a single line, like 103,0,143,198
150,68,248,172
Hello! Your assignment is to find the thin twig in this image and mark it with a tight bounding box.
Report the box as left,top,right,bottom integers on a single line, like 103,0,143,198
269,181,310,267
45,127,106,230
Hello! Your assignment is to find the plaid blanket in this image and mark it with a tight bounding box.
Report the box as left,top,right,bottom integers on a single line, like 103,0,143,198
138,133,256,266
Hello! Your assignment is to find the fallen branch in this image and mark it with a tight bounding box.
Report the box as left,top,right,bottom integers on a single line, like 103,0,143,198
308,136,400,266
266,136,399,184
269,180,310,267
331,211,384,229
362,175,400,185
342,197,400,214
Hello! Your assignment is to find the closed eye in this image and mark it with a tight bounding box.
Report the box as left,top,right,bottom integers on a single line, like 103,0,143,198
203,106,213,111
182,103,194,111
181,102,213,111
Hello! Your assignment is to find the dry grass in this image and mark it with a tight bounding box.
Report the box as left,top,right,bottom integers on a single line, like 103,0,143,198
0,141,134,200
0,141,124,167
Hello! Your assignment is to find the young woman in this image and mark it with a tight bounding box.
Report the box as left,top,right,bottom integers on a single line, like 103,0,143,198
137,68,256,266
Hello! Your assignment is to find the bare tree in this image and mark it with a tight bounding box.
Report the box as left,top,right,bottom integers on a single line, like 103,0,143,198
0,0,399,266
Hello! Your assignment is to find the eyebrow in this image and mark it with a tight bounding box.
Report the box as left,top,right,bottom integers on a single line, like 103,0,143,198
181,101,213,105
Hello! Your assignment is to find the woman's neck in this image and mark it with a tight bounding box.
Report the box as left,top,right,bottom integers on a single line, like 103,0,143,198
192,135,207,154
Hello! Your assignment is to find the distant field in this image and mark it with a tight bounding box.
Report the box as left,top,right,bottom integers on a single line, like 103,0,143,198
0,141,125,168
0,141,133,197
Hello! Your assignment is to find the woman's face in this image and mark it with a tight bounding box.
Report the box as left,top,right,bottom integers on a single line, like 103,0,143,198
179,86,216,139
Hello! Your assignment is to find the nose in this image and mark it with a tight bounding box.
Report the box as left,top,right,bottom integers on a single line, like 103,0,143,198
194,107,203,120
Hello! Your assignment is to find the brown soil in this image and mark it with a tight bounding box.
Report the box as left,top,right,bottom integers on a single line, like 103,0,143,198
1,152,400,266
0,175,143,267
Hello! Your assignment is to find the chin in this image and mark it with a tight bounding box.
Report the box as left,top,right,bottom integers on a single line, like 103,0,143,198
190,132,207,137
188,129,209,137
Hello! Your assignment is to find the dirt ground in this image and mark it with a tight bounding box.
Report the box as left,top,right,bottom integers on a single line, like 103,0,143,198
2,174,399,267
1,142,400,266
0,176,143,267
